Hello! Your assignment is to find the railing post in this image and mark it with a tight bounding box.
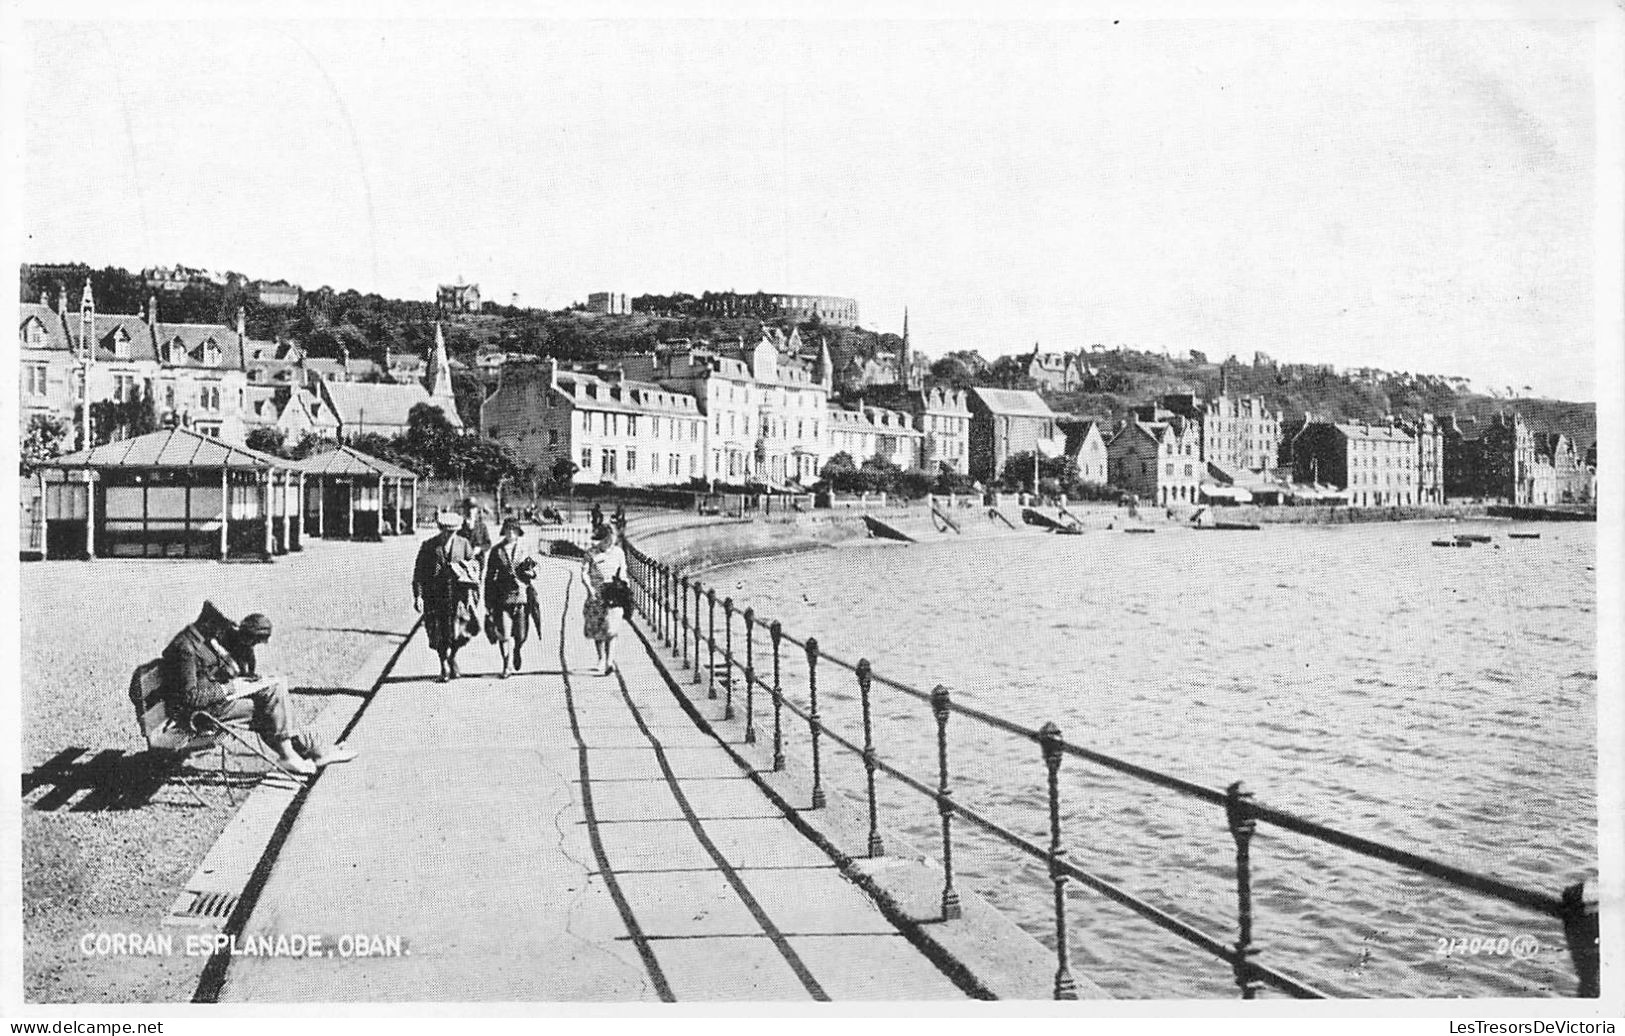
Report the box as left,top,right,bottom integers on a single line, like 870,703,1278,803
680,576,690,667
1225,780,1262,1000
722,597,736,720
743,608,757,743
1561,879,1599,998
931,684,961,921
769,620,785,771
706,588,718,698
692,581,704,684
806,637,825,809
856,659,883,857
667,566,679,655
1040,721,1079,1000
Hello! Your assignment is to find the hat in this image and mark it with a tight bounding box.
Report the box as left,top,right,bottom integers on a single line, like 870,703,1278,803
463,496,480,509
500,519,524,537
240,613,273,638
436,510,463,529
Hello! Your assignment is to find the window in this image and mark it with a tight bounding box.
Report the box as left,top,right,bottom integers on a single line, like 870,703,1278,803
628,416,638,437
1165,463,1175,476
580,448,592,470
627,449,637,473
602,448,616,476
21,318,46,347
202,340,222,366
548,430,559,446
113,374,137,402
25,363,48,397
164,385,176,410
112,329,131,360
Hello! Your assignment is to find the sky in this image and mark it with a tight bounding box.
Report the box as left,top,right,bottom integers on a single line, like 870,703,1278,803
14,13,1611,401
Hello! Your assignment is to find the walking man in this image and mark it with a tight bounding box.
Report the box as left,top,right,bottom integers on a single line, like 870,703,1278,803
414,510,480,682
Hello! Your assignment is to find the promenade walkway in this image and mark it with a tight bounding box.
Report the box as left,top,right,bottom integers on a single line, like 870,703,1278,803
217,556,969,1002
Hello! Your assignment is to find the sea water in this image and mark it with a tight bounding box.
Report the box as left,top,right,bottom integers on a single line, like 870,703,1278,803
705,519,1596,998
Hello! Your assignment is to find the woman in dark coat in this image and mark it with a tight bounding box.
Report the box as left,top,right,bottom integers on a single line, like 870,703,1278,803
483,519,536,678
413,510,480,682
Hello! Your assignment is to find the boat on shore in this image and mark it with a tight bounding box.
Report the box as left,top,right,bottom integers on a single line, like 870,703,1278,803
1195,521,1261,531
1508,531,1542,540
1432,539,1472,547
1123,527,1156,535
1455,533,1493,544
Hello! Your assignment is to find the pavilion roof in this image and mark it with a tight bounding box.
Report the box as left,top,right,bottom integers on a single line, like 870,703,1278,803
40,426,294,472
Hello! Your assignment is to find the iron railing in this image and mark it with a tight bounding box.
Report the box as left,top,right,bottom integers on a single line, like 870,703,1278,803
621,542,1600,1000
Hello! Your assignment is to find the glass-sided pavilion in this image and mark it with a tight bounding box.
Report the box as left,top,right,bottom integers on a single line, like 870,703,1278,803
35,426,302,561
293,445,419,540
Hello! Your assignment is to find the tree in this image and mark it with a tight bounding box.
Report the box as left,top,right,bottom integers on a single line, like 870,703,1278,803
245,427,287,456
1001,450,1079,493
550,457,579,488
819,451,856,485
20,414,71,474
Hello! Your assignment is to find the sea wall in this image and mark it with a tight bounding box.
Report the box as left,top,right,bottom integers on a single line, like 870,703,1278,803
1211,502,1493,525
629,512,887,574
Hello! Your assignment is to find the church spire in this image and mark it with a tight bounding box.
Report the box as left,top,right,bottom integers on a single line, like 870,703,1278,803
899,307,912,389
426,321,454,401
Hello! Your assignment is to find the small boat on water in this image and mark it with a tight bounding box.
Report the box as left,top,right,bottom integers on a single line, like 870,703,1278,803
1053,525,1084,536
1508,532,1541,540
1195,521,1261,531
1455,533,1493,543
1432,539,1472,547
1123,527,1156,534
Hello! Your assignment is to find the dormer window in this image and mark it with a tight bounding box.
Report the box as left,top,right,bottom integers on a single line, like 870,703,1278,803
202,340,223,366
21,317,46,347
167,338,187,365
111,327,131,360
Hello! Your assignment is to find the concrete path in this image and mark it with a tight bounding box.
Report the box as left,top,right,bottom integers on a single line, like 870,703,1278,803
218,556,968,1002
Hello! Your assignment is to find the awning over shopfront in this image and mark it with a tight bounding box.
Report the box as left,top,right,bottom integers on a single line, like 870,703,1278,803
1200,483,1254,503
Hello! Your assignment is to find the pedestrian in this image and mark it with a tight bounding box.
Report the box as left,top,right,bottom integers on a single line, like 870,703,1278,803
578,526,627,675
458,496,493,559
163,604,357,776
484,519,537,678
414,510,481,682
589,502,605,537
612,502,627,534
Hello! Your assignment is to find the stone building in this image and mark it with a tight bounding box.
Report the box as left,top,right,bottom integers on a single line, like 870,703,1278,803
437,280,481,313
1442,412,1542,504
1533,432,1591,504
305,322,462,440
737,330,832,486
1060,418,1109,485
253,279,301,307
18,294,80,437
620,345,766,484
966,387,1065,483
1023,348,1087,392
1398,413,1446,504
1292,418,1419,506
1155,389,1283,476
587,292,632,315
691,291,859,327
1107,416,1202,505
480,361,704,487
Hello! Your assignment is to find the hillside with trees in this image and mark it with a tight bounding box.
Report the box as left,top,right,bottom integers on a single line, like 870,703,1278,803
22,263,1595,451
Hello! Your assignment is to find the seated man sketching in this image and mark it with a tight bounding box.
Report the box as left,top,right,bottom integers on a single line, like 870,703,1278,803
162,603,357,776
